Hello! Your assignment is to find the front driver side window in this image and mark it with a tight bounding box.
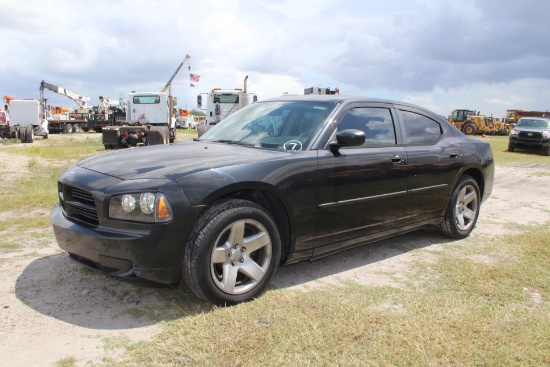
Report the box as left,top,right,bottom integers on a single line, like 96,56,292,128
338,107,396,146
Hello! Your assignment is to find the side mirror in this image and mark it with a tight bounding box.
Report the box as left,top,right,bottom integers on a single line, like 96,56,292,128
329,129,365,152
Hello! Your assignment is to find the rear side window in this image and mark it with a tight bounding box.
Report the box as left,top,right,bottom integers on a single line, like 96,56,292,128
338,107,396,146
400,110,442,145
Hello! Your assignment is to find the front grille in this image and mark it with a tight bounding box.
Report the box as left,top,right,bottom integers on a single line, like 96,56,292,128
518,131,543,142
58,182,99,226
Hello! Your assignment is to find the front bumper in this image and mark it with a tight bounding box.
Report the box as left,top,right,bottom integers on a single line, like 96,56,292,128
509,136,550,148
51,203,183,284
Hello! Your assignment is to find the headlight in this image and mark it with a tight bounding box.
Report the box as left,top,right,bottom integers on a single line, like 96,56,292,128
509,129,519,136
543,131,550,138
109,192,173,223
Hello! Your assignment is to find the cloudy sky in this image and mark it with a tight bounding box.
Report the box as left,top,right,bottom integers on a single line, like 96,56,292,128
2,0,550,119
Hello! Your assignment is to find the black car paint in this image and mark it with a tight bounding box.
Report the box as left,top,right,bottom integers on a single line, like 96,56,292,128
51,96,494,285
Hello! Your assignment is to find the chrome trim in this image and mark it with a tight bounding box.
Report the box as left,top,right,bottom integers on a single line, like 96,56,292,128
319,190,407,208
408,184,448,193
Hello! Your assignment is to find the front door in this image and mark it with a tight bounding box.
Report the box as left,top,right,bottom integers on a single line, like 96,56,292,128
314,104,409,247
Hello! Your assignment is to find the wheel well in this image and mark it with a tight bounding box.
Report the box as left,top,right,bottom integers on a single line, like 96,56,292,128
221,190,291,264
462,168,484,199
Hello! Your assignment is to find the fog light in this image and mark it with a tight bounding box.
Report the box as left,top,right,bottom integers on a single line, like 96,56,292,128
121,194,136,212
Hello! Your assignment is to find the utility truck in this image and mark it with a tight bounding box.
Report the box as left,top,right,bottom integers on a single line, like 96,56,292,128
101,55,190,149
196,76,257,136
40,80,92,133
176,109,196,129
0,99,49,142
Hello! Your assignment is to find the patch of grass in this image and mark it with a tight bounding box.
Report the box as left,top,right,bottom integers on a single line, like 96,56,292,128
99,227,549,367
0,167,64,211
471,136,550,166
55,356,76,367
6,137,103,162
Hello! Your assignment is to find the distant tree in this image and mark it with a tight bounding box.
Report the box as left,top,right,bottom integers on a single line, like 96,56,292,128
192,109,205,117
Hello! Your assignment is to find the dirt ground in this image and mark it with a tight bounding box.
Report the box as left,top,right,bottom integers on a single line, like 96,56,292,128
1,134,549,366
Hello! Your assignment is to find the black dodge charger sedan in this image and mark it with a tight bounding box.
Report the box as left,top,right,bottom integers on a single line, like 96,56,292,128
51,95,494,305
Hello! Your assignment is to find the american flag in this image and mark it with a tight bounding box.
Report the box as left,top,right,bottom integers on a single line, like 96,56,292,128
190,73,200,82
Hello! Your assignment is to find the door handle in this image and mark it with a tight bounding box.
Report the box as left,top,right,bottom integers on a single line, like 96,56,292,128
449,151,459,159
391,155,405,164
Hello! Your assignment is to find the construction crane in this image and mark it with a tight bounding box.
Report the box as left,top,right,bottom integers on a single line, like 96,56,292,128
40,80,90,111
39,80,91,133
161,54,191,93
162,54,191,124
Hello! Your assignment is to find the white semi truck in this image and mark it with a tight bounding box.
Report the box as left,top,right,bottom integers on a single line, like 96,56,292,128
101,92,175,149
0,99,49,143
196,76,257,136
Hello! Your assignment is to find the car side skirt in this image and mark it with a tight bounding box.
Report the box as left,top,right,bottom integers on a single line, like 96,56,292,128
309,218,441,262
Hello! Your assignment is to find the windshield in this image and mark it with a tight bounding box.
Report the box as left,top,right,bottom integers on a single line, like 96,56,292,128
199,101,337,150
133,95,160,104
517,119,550,128
214,93,239,104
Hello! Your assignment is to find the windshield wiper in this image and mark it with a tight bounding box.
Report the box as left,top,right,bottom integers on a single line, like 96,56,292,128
211,140,255,147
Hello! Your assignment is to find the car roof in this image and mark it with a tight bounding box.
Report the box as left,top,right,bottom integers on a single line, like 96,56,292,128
261,94,443,119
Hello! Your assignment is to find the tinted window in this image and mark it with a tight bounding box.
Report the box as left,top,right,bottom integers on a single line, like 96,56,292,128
401,110,442,145
338,108,396,146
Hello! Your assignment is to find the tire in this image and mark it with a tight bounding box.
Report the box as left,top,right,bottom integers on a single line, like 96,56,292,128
82,126,90,132
43,133,48,139
73,124,80,133
438,175,481,239
183,199,281,306
462,123,477,135
65,124,73,134
508,141,515,152
20,127,27,143
26,127,34,143
15,129,20,142
544,147,550,156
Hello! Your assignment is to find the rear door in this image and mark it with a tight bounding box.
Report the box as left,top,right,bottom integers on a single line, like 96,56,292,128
396,106,463,221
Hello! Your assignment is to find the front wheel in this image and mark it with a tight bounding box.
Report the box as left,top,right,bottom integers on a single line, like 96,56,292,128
462,123,477,135
438,175,481,239
183,199,281,306
508,141,515,152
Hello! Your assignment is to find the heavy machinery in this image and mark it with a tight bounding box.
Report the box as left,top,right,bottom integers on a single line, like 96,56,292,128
448,109,511,135
101,55,191,149
196,75,257,136
90,96,126,132
503,110,549,126
40,80,92,133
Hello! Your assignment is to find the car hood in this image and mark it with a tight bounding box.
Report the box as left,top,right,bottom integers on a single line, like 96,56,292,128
76,142,287,180
514,126,549,133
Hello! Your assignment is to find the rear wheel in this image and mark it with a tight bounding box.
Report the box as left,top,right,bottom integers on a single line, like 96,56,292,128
26,127,34,143
183,199,281,306
73,124,80,133
20,127,27,143
438,175,480,239
65,124,73,134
